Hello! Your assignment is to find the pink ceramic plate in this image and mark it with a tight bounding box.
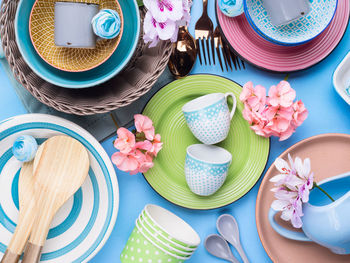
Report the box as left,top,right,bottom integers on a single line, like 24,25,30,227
217,0,349,72
256,134,350,262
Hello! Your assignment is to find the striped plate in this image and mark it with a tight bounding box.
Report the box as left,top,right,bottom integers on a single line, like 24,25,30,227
142,75,270,210
0,114,119,262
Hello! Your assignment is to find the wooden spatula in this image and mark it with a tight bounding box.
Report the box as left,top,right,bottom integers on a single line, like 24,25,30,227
1,161,35,263
21,136,89,263
1,142,47,263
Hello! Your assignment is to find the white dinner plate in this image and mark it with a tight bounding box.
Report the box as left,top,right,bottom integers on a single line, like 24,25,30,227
0,114,119,262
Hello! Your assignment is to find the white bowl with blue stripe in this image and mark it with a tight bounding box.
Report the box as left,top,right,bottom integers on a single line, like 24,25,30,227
0,114,119,262
243,0,338,46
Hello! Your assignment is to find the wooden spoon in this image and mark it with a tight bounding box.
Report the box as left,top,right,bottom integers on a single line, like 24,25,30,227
21,136,89,263
1,144,46,263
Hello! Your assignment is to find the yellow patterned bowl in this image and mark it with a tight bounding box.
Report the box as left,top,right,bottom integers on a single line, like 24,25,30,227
29,0,124,72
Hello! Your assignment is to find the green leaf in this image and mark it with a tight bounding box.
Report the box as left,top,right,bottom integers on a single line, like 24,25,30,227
137,0,144,7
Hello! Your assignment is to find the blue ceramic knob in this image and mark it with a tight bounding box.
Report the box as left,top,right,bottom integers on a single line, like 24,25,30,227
219,0,244,17
92,9,121,39
12,135,38,162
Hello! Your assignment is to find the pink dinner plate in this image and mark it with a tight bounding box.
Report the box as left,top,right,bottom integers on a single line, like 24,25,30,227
217,0,350,72
256,134,350,262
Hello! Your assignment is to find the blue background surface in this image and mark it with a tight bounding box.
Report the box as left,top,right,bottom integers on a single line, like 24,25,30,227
1,0,350,262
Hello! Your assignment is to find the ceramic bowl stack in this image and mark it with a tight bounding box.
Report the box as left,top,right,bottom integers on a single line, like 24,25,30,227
0,0,172,114
120,205,200,263
243,0,338,46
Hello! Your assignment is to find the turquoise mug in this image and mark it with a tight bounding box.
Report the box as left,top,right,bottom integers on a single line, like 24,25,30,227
269,172,350,255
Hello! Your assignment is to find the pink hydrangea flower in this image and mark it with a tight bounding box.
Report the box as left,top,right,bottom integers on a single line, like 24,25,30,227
292,100,308,126
134,114,155,141
268,81,296,108
111,151,139,172
114,127,135,154
149,134,163,157
112,114,162,175
240,81,266,112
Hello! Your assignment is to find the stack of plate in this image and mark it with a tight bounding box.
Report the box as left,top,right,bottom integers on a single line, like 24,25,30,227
216,0,349,72
0,0,172,115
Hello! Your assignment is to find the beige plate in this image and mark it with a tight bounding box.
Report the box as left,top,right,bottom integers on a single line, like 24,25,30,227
256,133,350,263
29,0,123,72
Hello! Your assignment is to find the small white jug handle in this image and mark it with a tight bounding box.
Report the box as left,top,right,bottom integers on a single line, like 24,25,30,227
225,92,237,120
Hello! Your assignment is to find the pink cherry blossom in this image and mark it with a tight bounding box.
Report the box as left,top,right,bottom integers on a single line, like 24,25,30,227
136,152,154,174
114,127,135,154
134,114,155,141
135,140,153,152
268,81,296,108
292,100,308,126
144,0,184,23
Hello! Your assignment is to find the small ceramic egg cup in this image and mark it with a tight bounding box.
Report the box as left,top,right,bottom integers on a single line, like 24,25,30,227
185,144,232,196
182,93,237,145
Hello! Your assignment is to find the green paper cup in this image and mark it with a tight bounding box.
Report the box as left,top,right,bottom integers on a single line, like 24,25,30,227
136,216,193,257
143,205,200,249
120,222,186,263
138,212,196,253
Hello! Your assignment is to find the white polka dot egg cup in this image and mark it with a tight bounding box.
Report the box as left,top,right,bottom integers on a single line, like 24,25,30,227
182,93,236,145
244,0,338,46
185,144,232,196
120,205,200,263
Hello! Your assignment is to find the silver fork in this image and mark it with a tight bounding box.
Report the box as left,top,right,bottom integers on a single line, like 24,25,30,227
195,0,213,65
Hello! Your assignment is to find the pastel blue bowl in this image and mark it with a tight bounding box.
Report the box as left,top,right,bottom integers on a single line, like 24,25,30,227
243,0,338,46
15,0,140,89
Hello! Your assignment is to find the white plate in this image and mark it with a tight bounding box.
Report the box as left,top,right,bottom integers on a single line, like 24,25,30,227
0,114,119,262
333,51,350,106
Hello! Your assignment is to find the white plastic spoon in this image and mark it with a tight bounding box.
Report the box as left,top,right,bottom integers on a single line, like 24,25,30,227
217,214,249,263
205,234,239,263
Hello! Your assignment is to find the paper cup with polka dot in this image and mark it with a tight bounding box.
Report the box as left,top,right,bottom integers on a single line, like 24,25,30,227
138,211,197,252
120,220,188,263
137,214,194,257
135,219,192,259
182,93,236,145
143,205,200,249
185,144,232,196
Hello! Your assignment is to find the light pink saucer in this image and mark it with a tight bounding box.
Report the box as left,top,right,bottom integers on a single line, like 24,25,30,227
256,134,350,262
217,0,349,72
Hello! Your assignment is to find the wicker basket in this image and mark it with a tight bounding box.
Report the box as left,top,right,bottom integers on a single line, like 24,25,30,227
0,0,173,115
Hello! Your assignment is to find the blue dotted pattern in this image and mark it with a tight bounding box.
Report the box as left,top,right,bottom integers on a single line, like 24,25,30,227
185,155,230,196
183,98,231,144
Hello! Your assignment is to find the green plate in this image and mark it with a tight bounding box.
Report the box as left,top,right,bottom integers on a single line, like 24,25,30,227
142,75,270,209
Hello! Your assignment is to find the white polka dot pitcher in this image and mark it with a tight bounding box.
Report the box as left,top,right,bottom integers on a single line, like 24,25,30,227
182,93,237,145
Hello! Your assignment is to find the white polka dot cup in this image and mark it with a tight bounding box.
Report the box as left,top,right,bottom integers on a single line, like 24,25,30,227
185,144,232,196
182,93,237,145
120,204,200,263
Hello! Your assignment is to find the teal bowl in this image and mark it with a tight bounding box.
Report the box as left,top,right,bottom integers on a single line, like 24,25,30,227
15,0,140,89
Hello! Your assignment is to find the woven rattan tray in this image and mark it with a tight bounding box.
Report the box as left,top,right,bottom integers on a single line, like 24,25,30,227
0,0,172,115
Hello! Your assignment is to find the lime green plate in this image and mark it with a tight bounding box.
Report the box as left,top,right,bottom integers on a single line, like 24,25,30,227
142,75,270,209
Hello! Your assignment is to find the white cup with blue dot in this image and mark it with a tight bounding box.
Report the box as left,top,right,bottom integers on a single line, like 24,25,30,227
185,144,232,196
182,93,237,145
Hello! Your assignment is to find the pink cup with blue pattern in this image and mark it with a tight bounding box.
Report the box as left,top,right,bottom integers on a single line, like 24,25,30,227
182,93,237,145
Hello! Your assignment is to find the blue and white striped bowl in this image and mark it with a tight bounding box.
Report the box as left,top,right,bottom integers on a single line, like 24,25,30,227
0,114,119,262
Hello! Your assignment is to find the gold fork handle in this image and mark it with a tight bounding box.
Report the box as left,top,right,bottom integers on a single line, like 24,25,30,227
202,0,209,16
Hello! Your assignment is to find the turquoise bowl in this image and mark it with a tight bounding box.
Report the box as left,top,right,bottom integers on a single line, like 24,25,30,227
15,0,140,89
243,0,337,46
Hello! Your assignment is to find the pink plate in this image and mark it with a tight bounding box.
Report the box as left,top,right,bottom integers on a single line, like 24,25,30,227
217,0,349,72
